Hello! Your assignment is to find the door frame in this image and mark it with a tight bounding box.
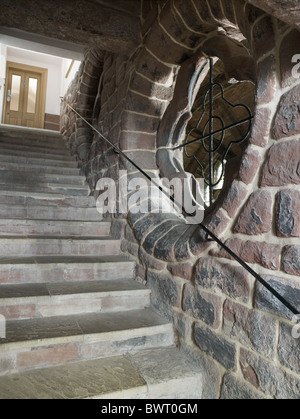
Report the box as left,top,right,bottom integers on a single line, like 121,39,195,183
2,61,48,128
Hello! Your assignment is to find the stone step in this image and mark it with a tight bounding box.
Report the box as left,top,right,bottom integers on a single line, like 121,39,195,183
0,236,121,258
0,161,81,176
0,170,86,186
0,153,78,168
0,308,174,375
0,147,76,162
0,255,136,285
0,141,71,156
0,346,202,399
0,219,110,237
0,279,151,320
0,136,67,150
0,204,100,221
0,126,64,145
0,182,90,197
0,193,96,208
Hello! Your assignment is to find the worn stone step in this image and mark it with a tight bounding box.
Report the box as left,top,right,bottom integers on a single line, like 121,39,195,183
0,204,100,221
0,346,202,399
0,308,174,375
0,279,151,320
0,147,75,162
0,153,78,168
0,182,90,197
0,255,136,285
0,219,110,237
0,126,64,145
0,236,121,258
0,136,67,150
0,141,70,156
0,193,96,208
0,162,80,176
0,170,86,186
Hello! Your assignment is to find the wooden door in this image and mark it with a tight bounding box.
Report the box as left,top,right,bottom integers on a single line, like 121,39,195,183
3,62,47,129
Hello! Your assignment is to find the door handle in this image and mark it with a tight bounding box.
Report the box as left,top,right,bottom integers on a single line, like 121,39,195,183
7,89,11,102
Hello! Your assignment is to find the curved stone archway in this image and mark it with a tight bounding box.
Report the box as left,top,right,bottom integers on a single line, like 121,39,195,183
120,0,277,257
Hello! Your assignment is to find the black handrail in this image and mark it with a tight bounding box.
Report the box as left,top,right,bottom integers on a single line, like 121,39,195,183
63,101,299,317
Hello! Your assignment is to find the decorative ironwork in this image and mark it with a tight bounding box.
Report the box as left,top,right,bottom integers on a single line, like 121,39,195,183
173,58,254,207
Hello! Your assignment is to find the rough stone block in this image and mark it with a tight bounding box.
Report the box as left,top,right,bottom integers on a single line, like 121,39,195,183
223,299,277,358
282,245,300,276
138,247,166,271
154,224,189,262
249,108,272,147
240,347,300,399
182,283,222,329
260,140,300,187
221,373,265,399
278,321,300,375
222,180,248,218
174,225,198,261
194,322,237,371
194,257,251,303
254,274,300,320
147,271,182,319
273,85,300,139
167,262,193,281
275,190,300,237
238,148,263,184
143,220,180,256
234,190,273,235
213,238,281,271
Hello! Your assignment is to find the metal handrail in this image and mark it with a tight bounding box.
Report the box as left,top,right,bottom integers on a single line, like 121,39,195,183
63,101,299,317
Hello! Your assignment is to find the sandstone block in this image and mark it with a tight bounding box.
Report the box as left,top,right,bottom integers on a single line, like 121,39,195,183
194,323,237,371
234,190,273,235
282,245,300,276
182,283,222,329
194,257,251,303
260,140,300,187
223,299,277,358
275,190,300,237
273,85,300,139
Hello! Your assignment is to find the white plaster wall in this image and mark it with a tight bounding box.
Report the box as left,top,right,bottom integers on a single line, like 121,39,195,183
0,44,81,121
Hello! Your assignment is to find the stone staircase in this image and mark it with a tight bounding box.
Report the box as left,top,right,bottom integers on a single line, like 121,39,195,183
0,126,202,399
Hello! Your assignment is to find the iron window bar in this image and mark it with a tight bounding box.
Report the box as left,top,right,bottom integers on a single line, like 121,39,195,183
63,101,299,317
173,58,254,207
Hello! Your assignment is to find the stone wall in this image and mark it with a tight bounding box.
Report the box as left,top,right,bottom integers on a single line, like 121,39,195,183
61,0,300,399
